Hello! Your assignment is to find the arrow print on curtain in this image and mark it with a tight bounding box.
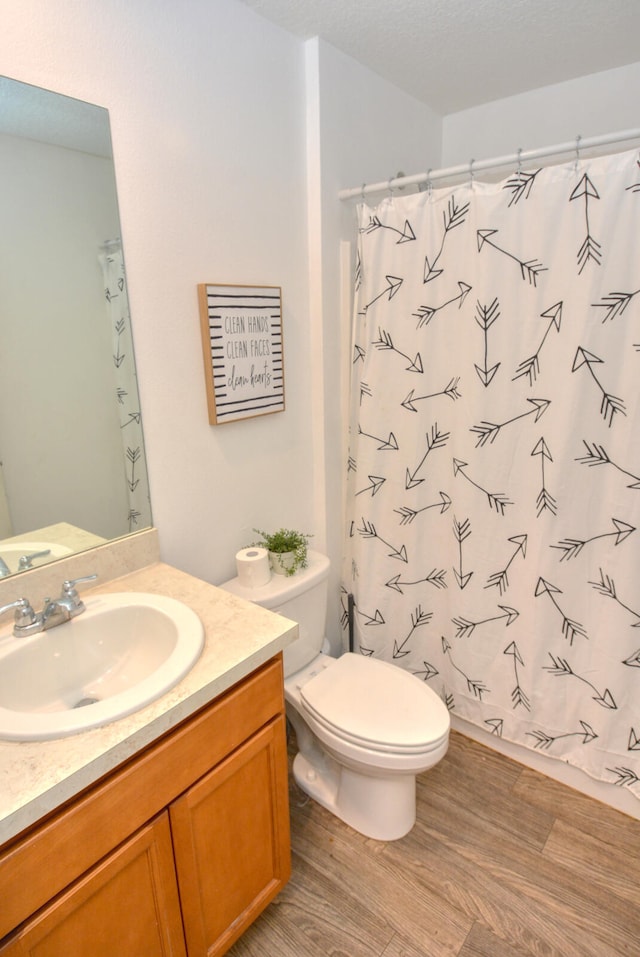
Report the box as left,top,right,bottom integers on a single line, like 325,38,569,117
414,661,440,682
361,214,416,244
453,458,512,514
607,767,640,789
470,397,550,447
502,168,542,205
593,287,640,323
576,440,640,489
535,578,587,645
527,720,598,751
551,517,635,561
452,605,519,639
358,424,399,451
362,275,403,314
386,568,447,593
589,568,640,626
373,327,423,373
504,642,530,711
405,422,450,489
441,637,489,700
394,491,451,525
423,196,469,283
401,377,461,412
485,534,527,594
512,302,563,385
623,649,640,668
474,297,501,386
531,438,557,516
572,347,626,426
544,654,617,709
569,173,602,273
355,476,386,498
452,516,473,589
358,519,408,562
477,228,547,285
412,281,471,328
393,606,433,659
484,718,504,736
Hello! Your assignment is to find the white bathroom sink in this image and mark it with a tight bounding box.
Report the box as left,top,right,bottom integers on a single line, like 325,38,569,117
0,541,73,573
0,593,204,740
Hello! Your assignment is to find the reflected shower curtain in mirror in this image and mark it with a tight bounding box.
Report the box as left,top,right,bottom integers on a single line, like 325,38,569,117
344,148,640,800
99,241,151,532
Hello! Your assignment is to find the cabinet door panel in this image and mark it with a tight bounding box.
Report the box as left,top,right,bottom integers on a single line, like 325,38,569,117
0,814,186,957
170,716,290,957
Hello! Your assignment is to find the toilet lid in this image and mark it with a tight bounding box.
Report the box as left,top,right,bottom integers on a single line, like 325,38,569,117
299,653,450,753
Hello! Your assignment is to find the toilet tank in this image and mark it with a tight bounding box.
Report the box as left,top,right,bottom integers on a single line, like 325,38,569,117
219,550,330,677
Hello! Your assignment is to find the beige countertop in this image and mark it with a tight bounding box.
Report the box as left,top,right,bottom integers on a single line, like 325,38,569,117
0,559,298,845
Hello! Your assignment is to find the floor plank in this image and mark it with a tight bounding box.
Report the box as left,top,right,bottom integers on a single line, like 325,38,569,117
457,922,534,957
513,765,640,855
543,817,640,908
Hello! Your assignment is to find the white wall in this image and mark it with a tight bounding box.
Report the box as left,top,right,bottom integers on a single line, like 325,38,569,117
0,0,315,587
443,60,640,166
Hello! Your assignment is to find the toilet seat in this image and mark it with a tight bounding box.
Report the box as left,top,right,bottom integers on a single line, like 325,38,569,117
299,653,449,756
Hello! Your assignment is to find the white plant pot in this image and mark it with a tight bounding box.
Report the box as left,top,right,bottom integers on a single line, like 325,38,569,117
269,551,296,576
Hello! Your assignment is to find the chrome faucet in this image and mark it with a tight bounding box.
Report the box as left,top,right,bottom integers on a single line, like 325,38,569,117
18,548,51,571
0,557,10,578
0,574,98,636
41,575,98,630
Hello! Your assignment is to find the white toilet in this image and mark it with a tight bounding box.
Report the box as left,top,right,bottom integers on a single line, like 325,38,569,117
220,550,450,840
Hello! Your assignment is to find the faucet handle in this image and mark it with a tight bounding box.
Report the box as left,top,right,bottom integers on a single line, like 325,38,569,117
0,597,30,619
60,574,98,613
0,598,40,634
61,574,98,595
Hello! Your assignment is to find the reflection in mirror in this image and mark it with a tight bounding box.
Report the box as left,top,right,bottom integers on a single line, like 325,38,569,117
0,77,151,577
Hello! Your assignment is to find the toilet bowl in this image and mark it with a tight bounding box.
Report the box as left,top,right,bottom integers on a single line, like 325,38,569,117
220,550,450,840
285,651,449,839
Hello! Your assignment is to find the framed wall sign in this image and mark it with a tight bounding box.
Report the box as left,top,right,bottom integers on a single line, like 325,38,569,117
198,283,285,425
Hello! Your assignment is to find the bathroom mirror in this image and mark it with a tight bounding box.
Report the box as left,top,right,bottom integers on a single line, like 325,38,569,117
0,76,151,577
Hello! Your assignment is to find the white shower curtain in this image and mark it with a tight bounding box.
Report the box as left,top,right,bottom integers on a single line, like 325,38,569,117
98,242,151,533
344,147,640,801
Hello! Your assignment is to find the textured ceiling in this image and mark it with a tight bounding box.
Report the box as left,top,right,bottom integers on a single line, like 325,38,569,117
238,0,640,114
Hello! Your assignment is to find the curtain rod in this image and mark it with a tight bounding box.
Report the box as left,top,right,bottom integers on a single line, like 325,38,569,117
338,127,640,201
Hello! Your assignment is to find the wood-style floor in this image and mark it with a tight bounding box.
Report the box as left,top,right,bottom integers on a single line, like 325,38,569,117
227,729,640,957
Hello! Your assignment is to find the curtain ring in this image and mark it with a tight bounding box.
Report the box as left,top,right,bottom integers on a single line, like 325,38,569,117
516,147,523,180
469,158,475,185
574,135,582,172
426,168,433,197
360,182,367,202
387,174,395,197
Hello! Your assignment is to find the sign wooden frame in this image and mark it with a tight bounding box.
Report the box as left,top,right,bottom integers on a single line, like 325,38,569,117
198,283,285,425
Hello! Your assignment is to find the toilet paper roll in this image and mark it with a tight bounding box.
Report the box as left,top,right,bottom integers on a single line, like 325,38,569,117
235,547,272,589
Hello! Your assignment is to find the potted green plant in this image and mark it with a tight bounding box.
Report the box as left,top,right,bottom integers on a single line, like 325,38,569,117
250,527,312,577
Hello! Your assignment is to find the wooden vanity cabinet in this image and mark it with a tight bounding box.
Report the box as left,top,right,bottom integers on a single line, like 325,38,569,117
0,655,291,957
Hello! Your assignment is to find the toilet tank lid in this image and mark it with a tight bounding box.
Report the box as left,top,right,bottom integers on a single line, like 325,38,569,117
218,549,330,609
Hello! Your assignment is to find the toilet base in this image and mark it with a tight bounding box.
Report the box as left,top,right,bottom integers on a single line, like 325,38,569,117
292,751,417,841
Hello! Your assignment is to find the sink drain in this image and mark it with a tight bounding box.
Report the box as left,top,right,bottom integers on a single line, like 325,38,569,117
73,696,100,708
